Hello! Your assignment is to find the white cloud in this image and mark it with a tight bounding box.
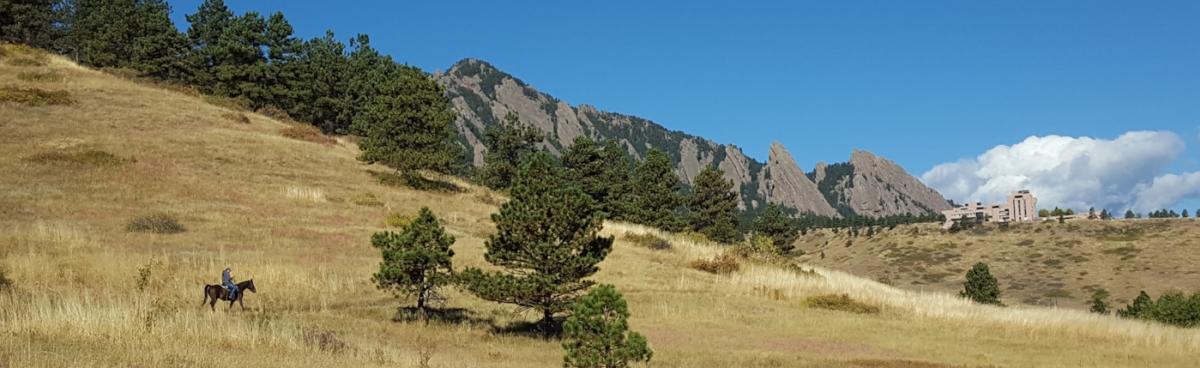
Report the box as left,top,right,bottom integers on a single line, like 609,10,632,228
921,131,1200,212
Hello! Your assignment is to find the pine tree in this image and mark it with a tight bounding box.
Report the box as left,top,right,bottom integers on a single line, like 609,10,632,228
562,285,653,368
687,166,742,243
1089,289,1110,315
752,203,798,254
1124,210,1136,219
460,152,613,337
1183,209,1189,218
0,0,59,48
357,65,461,176
478,112,543,190
562,136,606,213
960,262,1001,305
371,207,455,315
288,30,352,133
598,139,632,219
623,149,683,231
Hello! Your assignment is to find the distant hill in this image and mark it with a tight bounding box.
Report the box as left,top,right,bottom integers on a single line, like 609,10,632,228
436,58,950,217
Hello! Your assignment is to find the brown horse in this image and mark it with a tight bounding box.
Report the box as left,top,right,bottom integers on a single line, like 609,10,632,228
202,279,256,311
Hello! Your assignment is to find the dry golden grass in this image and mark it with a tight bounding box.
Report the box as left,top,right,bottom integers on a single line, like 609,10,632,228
2,44,1199,367
794,219,1200,309
280,124,336,145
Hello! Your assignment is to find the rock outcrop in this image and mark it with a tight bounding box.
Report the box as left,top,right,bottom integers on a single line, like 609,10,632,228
436,58,945,218
813,150,952,217
760,143,839,217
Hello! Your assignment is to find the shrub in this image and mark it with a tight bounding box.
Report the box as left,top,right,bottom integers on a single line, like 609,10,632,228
623,233,671,251
301,328,349,354
25,150,131,167
784,264,822,278
351,193,384,207
690,253,740,274
6,56,46,67
562,285,653,368
281,124,336,144
960,262,1002,305
1089,289,1110,315
384,212,412,228
17,70,62,82
0,85,73,105
222,112,251,124
0,267,11,292
126,214,186,234
804,293,880,314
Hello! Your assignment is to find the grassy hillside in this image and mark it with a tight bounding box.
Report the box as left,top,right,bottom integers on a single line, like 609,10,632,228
2,44,1199,367
795,219,1200,310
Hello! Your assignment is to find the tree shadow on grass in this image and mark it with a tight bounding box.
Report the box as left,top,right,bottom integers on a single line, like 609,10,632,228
368,170,463,193
490,316,565,339
392,307,492,326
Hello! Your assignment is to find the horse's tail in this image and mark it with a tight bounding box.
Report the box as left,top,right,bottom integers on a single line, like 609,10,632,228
200,285,210,305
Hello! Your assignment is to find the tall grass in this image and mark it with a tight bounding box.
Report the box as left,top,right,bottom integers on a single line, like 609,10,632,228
603,222,1200,353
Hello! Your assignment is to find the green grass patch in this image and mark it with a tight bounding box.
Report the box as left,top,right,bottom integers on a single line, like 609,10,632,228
351,192,384,207
804,293,880,314
17,70,63,82
690,253,740,274
623,233,671,251
25,150,132,167
126,213,186,234
0,85,73,106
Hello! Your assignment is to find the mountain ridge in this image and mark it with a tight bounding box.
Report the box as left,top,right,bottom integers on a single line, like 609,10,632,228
435,58,950,217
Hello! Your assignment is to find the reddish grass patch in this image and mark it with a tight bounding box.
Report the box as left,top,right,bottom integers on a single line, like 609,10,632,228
280,124,336,145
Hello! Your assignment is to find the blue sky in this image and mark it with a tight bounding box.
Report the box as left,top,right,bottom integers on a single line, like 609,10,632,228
168,1,1200,211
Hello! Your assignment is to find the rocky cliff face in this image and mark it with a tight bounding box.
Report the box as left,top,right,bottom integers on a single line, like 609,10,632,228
760,142,839,217
812,150,952,217
436,58,946,218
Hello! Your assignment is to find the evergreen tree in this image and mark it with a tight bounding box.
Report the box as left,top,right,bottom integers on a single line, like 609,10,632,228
183,0,236,89
460,152,613,337
1124,210,1136,219
371,207,455,314
687,166,742,243
288,30,351,132
259,11,300,108
1118,291,1153,318
752,203,798,254
598,139,633,219
478,112,543,190
623,149,683,231
0,0,59,48
562,285,653,368
1089,289,1110,315
357,65,461,176
960,262,1002,305
562,136,606,212
1183,209,1189,218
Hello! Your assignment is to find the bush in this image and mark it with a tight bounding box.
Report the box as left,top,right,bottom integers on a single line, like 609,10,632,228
690,253,740,274
6,56,46,67
0,85,73,105
281,124,336,144
301,328,349,354
222,112,251,124
804,293,880,314
26,150,131,167
126,213,186,234
17,70,62,82
351,193,384,207
623,233,671,251
960,262,1002,305
0,267,11,292
384,212,412,228
562,285,653,368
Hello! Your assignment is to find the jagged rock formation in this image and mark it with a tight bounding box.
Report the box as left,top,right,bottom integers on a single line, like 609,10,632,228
760,143,839,217
436,58,946,217
811,150,953,217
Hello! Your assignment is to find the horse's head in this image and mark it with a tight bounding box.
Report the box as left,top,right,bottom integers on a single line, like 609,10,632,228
245,279,257,293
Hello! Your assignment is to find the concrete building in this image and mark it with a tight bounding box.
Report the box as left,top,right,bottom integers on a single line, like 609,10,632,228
941,190,1038,228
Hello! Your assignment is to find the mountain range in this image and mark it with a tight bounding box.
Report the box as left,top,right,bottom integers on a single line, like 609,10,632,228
435,58,951,217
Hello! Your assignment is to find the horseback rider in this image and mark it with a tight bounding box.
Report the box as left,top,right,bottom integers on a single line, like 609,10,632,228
222,267,238,299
